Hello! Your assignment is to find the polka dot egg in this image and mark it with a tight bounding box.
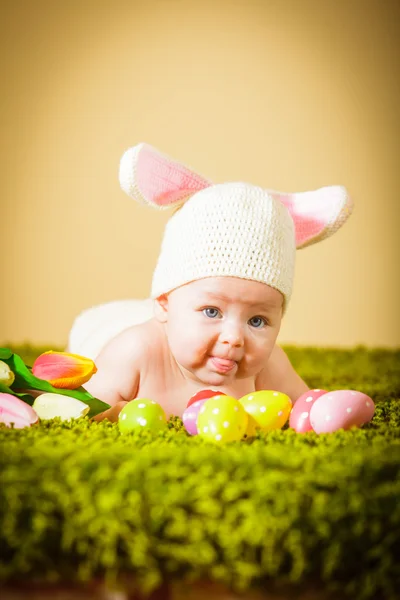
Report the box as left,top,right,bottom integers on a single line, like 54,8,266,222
289,389,328,433
118,398,167,433
182,399,208,436
197,395,248,443
309,390,375,434
239,390,292,437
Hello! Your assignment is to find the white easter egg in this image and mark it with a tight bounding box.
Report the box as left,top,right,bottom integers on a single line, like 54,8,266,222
309,390,375,434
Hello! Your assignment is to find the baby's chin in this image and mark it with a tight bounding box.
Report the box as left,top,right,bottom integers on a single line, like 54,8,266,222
178,357,254,387
190,365,239,388
199,373,232,387
176,362,229,386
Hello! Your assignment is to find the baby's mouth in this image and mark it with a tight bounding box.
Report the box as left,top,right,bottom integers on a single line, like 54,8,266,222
210,356,237,373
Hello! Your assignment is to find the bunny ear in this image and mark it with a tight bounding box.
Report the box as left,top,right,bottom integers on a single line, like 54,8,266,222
119,143,212,209
270,185,353,249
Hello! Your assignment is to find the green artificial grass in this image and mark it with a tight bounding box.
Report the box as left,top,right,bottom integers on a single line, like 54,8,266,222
0,344,400,599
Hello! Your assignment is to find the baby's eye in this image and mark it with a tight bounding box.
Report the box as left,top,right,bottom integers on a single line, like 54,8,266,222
203,307,221,319
248,316,267,329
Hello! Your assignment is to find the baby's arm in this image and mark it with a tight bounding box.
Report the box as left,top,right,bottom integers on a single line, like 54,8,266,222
84,327,146,421
256,344,310,404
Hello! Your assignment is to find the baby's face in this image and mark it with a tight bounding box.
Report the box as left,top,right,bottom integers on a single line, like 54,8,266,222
156,277,283,386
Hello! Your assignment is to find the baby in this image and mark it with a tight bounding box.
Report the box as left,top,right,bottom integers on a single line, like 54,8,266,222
68,143,353,421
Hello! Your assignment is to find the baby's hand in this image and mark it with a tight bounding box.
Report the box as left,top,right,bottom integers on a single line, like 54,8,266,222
91,400,128,423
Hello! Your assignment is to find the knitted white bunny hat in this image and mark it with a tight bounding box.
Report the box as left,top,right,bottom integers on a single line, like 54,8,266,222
119,143,353,314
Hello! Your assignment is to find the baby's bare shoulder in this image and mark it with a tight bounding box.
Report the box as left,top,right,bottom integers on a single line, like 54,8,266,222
85,319,164,405
108,318,162,354
256,344,309,403
96,319,166,373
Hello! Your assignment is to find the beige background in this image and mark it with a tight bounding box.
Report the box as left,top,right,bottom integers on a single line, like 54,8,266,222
1,0,399,348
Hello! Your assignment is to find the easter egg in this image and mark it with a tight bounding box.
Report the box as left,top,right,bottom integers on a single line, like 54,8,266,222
239,390,292,436
309,390,375,434
32,393,89,421
182,399,208,435
186,389,226,408
289,389,328,433
118,398,167,434
197,395,248,443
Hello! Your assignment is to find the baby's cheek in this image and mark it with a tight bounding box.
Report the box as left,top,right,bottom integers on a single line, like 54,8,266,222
169,327,200,361
238,356,259,376
243,345,272,373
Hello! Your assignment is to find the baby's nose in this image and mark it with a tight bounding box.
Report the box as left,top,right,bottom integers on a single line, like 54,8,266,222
219,322,244,347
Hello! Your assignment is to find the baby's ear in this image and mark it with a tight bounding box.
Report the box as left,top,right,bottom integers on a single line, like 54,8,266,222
119,143,211,210
272,185,353,249
154,294,169,323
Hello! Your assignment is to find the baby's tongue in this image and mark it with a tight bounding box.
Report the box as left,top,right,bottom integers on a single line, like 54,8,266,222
214,357,233,366
212,357,235,368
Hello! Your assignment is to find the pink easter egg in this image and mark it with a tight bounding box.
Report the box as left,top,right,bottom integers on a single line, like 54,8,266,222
310,390,375,434
289,389,328,433
182,399,207,435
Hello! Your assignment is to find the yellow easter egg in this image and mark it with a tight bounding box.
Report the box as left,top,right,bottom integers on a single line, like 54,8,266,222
239,390,292,436
197,395,248,443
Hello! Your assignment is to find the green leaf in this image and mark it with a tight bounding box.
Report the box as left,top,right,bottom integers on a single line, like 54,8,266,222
0,382,35,405
0,348,13,360
2,352,110,418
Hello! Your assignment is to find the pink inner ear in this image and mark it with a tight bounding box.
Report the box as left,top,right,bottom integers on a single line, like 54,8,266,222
136,146,210,206
273,193,327,247
273,187,350,248
295,217,327,247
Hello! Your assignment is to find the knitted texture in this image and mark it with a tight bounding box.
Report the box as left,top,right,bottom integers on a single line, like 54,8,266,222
151,182,296,313
117,143,353,317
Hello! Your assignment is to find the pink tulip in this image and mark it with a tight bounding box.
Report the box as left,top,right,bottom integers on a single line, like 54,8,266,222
32,351,97,389
0,393,39,428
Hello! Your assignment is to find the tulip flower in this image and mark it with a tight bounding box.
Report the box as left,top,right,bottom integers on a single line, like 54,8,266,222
32,393,90,421
0,392,39,429
32,351,97,389
0,360,15,386
0,347,109,418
